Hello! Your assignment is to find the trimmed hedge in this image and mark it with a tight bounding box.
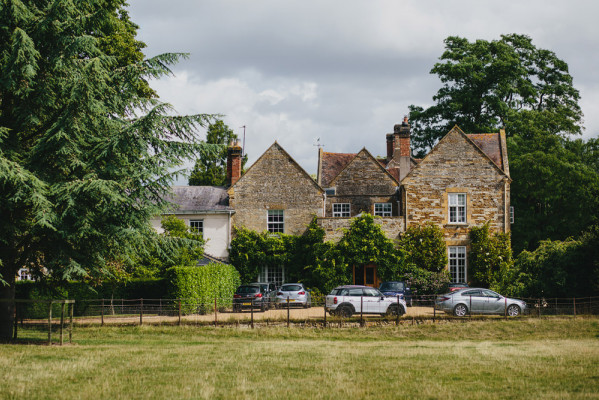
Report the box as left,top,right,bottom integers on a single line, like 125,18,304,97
165,263,241,314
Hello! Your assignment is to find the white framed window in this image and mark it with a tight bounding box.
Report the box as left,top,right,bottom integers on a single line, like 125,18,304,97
449,246,467,283
189,220,203,236
374,203,392,217
259,265,285,287
267,210,284,233
332,203,350,217
448,193,466,223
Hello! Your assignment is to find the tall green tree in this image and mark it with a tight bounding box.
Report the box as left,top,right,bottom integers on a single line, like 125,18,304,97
188,120,246,186
409,34,582,155
0,0,218,338
409,33,599,253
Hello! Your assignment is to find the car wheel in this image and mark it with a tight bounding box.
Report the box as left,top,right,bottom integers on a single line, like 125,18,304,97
260,303,266,312
453,304,468,317
233,304,240,313
339,306,353,318
507,304,521,317
386,305,405,316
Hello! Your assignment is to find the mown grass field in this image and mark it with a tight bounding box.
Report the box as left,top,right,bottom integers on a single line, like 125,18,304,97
1,317,598,400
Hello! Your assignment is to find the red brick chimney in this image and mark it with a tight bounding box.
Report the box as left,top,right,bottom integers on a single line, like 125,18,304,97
386,133,394,160
386,116,412,181
227,140,242,186
393,116,411,158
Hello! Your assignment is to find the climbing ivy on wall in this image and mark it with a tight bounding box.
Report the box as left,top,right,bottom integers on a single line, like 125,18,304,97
230,214,454,295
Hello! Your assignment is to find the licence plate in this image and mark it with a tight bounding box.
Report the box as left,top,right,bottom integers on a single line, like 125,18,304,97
243,303,251,306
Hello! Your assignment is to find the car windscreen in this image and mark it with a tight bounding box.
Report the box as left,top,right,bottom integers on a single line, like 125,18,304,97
280,285,302,291
380,282,404,291
236,286,259,294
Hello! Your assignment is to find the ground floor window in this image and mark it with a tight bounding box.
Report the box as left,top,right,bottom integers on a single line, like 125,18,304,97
259,265,285,287
189,220,204,236
449,246,467,283
333,203,350,217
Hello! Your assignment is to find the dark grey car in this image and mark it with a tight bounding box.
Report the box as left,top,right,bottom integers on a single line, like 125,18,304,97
435,288,526,317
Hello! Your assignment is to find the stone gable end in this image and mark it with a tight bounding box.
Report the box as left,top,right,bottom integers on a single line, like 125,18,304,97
403,128,509,235
229,143,323,235
332,149,398,196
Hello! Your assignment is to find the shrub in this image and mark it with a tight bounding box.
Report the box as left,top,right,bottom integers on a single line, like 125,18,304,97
469,222,513,288
166,263,241,314
399,223,447,272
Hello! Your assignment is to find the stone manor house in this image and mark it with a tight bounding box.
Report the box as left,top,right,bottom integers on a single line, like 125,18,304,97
152,118,512,288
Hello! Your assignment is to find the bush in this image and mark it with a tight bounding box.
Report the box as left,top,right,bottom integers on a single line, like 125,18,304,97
399,223,447,272
166,263,241,314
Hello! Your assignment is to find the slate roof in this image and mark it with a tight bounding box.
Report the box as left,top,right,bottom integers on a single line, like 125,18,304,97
164,186,232,213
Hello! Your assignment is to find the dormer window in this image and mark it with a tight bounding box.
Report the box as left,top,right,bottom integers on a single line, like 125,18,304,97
325,187,336,195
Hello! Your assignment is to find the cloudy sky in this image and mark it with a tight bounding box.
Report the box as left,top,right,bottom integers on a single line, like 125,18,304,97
127,0,599,179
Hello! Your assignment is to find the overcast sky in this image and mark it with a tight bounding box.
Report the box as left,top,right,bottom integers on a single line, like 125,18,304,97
127,0,599,179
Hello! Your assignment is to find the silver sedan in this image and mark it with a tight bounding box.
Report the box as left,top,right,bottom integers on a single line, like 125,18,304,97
435,288,526,317
275,283,311,308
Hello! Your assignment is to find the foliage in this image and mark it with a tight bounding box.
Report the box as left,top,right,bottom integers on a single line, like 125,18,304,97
408,33,599,255
15,278,166,317
509,134,599,253
228,227,298,284
402,267,451,296
0,0,220,338
165,263,240,314
468,223,513,288
188,120,247,186
336,214,406,281
508,224,599,298
408,34,582,155
399,223,447,272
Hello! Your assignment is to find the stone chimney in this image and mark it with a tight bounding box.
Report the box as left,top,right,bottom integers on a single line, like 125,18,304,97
386,116,412,181
226,140,242,186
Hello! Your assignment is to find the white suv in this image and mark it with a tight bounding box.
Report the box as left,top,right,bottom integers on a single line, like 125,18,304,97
325,285,406,318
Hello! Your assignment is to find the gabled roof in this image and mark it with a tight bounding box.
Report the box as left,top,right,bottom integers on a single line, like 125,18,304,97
164,186,232,213
318,151,356,187
328,147,399,187
467,132,506,171
403,125,511,182
230,141,323,194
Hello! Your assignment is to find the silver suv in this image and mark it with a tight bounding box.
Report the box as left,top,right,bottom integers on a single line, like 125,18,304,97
325,285,406,318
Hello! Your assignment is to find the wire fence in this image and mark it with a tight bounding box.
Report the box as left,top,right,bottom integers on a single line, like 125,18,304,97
8,295,599,337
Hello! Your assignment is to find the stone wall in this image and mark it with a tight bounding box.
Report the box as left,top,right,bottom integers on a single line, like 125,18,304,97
326,149,399,217
317,216,405,242
402,127,510,246
228,143,323,235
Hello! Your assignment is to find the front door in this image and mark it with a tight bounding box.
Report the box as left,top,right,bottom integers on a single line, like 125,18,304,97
353,264,378,287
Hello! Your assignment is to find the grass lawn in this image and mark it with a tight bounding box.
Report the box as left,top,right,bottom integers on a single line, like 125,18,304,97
1,317,598,399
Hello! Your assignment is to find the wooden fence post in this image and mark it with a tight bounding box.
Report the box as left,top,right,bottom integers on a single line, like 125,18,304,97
323,301,327,328
251,298,254,329
396,295,400,326
214,297,217,328
101,298,104,326
140,298,143,325
178,299,182,326
573,297,576,317
360,296,364,327
60,302,65,346
48,301,52,345
13,302,18,340
287,296,290,328
69,302,74,344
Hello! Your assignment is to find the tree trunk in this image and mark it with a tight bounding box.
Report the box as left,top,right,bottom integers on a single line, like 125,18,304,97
0,273,16,340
